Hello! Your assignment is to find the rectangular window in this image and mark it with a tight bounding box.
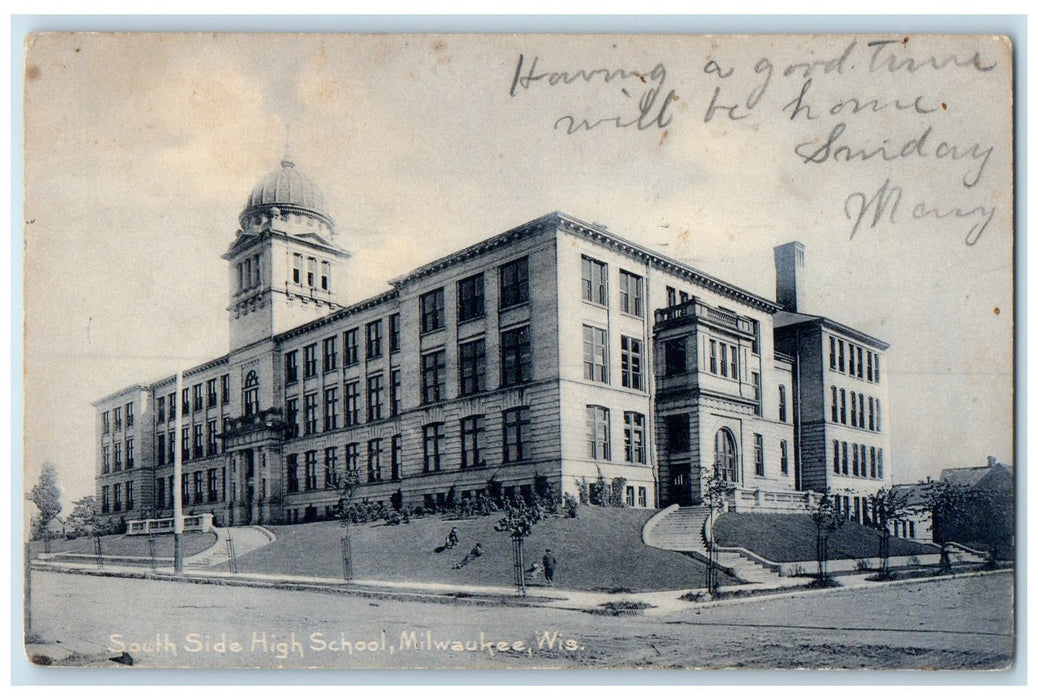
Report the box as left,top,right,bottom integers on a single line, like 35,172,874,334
852,443,860,476
581,256,608,305
730,344,739,381
499,257,529,309
155,478,165,509
459,338,487,396
285,398,299,438
391,434,402,480
623,412,645,464
367,373,384,421
838,340,846,372
586,406,611,460
319,260,330,291
207,420,218,456
582,325,608,383
157,397,166,423
292,254,302,285
366,320,383,359
390,369,401,417
666,286,677,307
324,447,338,487
638,487,647,508
182,389,191,415
868,397,875,430
181,474,189,501
114,406,122,431
780,440,789,475
343,329,359,366
307,257,316,288
457,273,485,323
840,388,847,424
829,336,837,370
666,414,690,452
286,454,299,493
304,392,318,435
850,390,858,427
502,407,530,463
389,313,401,353
193,471,203,504
157,434,166,466
193,424,203,460
779,385,788,422
423,423,444,473
833,440,840,474
305,451,319,490
206,379,217,408
500,326,532,387
848,343,856,376
168,392,176,417
304,344,317,378
876,399,882,432
619,270,644,317
182,427,191,457
207,469,218,502
285,351,298,384
620,336,643,390
875,355,881,382
664,338,686,376
857,347,864,379
421,350,446,404
831,386,838,422
754,434,764,476
324,387,339,431
367,439,383,482
323,336,338,372
625,486,635,507
420,288,445,333
103,445,110,474
125,438,134,468
344,381,360,426
867,352,874,382
720,343,728,378
192,384,202,413
841,441,849,475
870,446,877,478
168,431,175,463
680,291,690,303
125,402,134,427
221,374,230,405
345,443,359,476
709,339,718,374
859,394,865,429
460,415,485,468
878,448,884,479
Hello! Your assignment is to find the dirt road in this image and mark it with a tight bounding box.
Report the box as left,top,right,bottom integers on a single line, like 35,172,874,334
23,569,1014,670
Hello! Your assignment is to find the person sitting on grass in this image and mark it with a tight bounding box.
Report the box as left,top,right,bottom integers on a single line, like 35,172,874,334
445,526,460,550
524,561,542,580
452,542,482,569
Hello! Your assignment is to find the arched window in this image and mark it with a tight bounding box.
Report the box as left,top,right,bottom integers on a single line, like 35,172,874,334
243,371,259,417
715,428,739,483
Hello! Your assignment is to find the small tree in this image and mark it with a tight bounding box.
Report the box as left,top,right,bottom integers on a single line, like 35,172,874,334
925,480,979,573
810,489,846,584
331,465,361,581
703,474,730,594
28,462,62,541
867,487,910,577
494,500,547,597
65,495,100,538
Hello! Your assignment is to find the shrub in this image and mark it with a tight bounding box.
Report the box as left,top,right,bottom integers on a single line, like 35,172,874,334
610,477,627,507
563,493,579,518
575,478,590,506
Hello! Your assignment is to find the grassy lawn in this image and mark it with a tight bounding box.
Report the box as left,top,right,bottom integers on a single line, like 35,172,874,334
29,532,217,559
230,506,737,592
714,513,939,563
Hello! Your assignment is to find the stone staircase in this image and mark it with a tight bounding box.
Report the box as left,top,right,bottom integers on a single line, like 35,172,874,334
643,505,786,585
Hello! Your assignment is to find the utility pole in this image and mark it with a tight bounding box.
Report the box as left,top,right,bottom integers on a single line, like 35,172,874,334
173,370,184,574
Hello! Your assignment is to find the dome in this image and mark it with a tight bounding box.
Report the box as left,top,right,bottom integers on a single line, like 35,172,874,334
239,160,334,230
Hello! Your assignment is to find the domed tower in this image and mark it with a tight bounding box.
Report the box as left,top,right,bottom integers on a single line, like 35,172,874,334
223,159,350,350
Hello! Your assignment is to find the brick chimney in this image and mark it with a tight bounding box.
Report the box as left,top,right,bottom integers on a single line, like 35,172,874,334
774,241,806,313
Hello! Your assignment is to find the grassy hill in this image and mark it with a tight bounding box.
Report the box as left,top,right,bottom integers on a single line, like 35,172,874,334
28,532,216,559
714,513,939,562
230,507,737,592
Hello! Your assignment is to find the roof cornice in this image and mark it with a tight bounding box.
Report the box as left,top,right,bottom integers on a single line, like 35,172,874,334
275,288,401,343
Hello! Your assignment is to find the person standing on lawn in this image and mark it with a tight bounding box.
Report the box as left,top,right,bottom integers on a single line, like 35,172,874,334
542,548,556,586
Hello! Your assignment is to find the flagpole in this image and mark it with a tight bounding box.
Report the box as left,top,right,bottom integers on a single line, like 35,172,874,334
173,370,184,574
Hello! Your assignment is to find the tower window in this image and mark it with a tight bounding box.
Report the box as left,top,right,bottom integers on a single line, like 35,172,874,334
321,261,331,291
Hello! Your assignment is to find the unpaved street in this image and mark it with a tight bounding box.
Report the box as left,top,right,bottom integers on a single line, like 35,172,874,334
25,569,1014,670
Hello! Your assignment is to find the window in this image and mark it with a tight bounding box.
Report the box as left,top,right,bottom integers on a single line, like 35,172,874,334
114,483,122,511
583,325,608,383
244,371,259,417
461,415,485,468
499,257,529,309
181,389,189,416
345,442,359,476
875,355,881,382
709,340,718,374
457,273,485,323
207,420,218,456
304,344,317,378
848,343,856,376
423,423,444,472
286,454,299,493
838,340,846,372
858,393,865,428
125,438,134,468
581,256,608,305
730,344,740,381
285,398,299,438
720,344,728,377
181,474,189,501
157,434,166,466
831,386,838,422
625,486,635,507
876,399,882,432
304,392,318,435
754,434,764,476
205,468,218,502
114,442,122,469
193,471,203,504
420,288,445,333
619,270,644,317
638,487,647,508
620,336,643,390
367,439,383,482
459,338,486,396
367,373,384,421
664,338,686,376
779,385,788,422
666,414,690,452
715,428,739,482
852,442,859,476
323,447,338,487
867,351,874,382
206,380,217,408
829,336,837,370
680,291,690,303
388,314,401,354
344,381,360,426
221,374,230,405
192,385,202,413
586,406,611,460
753,372,761,411
833,440,840,474
850,391,858,427
126,402,134,427
839,388,847,424
125,481,134,510
156,478,165,509
856,347,864,379
285,351,299,384
390,369,401,417
307,257,316,288
103,445,110,474
321,260,331,291
366,320,383,359
624,412,645,464
324,387,339,431
391,434,402,480
157,397,166,423
323,337,338,372
841,441,849,475
502,407,530,463
304,451,318,490
421,350,446,404
870,446,877,478
168,431,175,463
193,425,203,459
343,329,359,366
500,326,531,387
169,392,176,417
666,286,677,307
114,406,122,431
780,440,789,475
878,448,884,479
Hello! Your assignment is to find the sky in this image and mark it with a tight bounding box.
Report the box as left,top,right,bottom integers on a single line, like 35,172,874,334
21,32,1014,508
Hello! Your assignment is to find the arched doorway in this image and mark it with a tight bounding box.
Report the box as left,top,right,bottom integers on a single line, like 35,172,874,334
714,428,739,483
